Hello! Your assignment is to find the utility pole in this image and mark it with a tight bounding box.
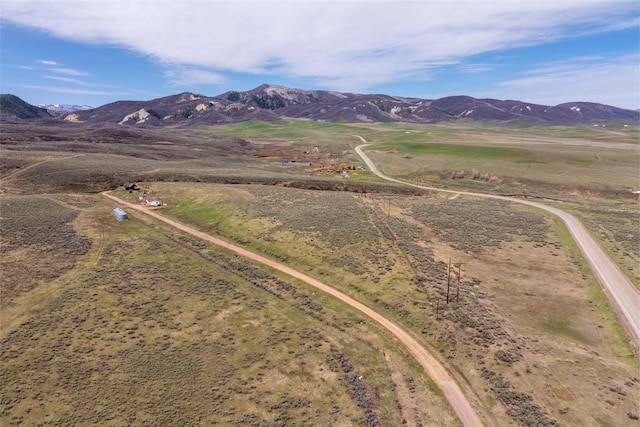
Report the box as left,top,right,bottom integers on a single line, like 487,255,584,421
387,196,391,220
436,298,440,320
446,258,451,304
456,262,463,303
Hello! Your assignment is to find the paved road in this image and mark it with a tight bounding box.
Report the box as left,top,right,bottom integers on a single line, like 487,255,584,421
102,191,484,427
355,139,640,351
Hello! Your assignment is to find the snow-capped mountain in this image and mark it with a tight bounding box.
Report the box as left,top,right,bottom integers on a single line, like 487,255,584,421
37,103,94,114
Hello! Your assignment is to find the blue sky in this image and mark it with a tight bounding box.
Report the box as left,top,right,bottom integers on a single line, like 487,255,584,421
1,1,638,109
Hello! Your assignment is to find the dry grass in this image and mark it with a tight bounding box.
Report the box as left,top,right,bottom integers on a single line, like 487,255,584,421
150,182,639,426
0,195,455,426
1,119,638,426
557,200,640,287
362,122,639,197
0,195,91,305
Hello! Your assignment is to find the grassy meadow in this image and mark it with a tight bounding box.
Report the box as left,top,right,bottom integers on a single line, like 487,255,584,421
1,119,638,426
117,180,638,426
1,194,457,426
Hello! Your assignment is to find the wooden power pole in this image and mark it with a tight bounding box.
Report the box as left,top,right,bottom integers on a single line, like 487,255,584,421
446,258,451,304
387,196,391,220
456,262,463,303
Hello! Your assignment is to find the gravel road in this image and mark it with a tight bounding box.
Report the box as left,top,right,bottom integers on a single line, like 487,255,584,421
102,191,484,427
355,139,640,351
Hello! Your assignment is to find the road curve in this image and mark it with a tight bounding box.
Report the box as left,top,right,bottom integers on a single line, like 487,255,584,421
355,139,640,350
102,191,484,427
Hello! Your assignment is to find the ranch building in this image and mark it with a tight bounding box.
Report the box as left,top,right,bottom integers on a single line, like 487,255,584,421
112,207,128,221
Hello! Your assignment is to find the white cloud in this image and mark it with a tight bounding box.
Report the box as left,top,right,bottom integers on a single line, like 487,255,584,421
14,83,130,96
456,63,499,74
33,59,91,76
50,67,90,76
494,54,639,108
3,1,638,95
43,75,91,86
164,68,227,87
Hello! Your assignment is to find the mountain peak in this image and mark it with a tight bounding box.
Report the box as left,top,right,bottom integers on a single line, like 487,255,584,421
3,88,638,126
0,94,53,119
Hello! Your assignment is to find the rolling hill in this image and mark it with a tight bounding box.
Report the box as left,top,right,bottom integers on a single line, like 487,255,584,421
0,94,53,120
3,84,639,127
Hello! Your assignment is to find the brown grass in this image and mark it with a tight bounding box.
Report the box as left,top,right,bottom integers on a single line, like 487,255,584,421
151,182,639,426
0,195,455,426
2,120,638,426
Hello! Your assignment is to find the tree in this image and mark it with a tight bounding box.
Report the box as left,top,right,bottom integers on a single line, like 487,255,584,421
226,91,241,102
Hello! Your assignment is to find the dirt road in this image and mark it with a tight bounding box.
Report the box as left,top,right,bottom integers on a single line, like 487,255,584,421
102,192,483,426
355,139,640,351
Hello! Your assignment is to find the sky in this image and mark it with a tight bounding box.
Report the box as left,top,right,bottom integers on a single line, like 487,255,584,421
1,0,638,109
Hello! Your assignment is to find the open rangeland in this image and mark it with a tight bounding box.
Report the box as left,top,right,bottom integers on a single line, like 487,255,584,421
1,193,458,426
1,120,638,426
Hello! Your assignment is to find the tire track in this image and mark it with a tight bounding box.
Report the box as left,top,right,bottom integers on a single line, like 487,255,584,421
101,191,484,427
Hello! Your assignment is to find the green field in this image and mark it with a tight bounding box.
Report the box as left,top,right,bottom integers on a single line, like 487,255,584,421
377,142,529,159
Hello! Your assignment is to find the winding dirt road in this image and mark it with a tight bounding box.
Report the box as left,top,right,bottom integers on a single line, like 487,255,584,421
102,191,484,427
355,139,640,351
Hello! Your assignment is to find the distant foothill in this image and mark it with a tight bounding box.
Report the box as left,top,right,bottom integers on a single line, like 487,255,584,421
1,84,638,125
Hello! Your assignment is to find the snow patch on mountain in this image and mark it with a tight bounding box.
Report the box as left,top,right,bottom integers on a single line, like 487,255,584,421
39,103,93,114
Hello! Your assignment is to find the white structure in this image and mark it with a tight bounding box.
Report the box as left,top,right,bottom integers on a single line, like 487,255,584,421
112,207,128,221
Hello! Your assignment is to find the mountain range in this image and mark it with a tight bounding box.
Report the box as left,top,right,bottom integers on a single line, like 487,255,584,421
2,84,638,126
37,103,94,114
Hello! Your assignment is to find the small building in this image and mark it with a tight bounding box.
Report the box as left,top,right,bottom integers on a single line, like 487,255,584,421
112,207,128,221
281,161,312,167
